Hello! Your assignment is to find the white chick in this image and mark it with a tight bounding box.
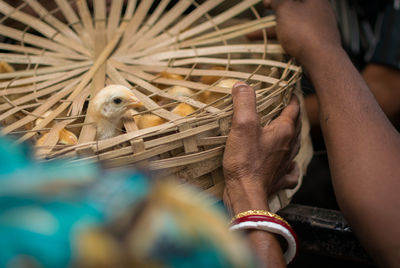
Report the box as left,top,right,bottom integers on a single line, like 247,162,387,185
89,85,143,140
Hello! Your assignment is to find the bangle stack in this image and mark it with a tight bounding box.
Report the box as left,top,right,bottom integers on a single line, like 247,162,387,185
229,210,298,264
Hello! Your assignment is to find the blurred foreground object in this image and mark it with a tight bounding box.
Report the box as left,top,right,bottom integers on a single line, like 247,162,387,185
0,137,255,268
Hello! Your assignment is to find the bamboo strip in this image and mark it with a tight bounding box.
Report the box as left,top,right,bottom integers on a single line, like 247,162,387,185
0,103,40,122
123,0,137,21
77,0,108,145
114,65,221,113
180,15,275,47
179,21,276,48
116,0,170,54
107,0,123,41
140,13,274,53
131,0,262,52
101,140,183,168
118,64,283,86
0,25,84,57
178,157,222,182
120,57,300,72
24,0,81,44
54,0,94,50
70,83,92,117
0,79,72,113
144,121,219,149
0,53,75,66
128,0,192,49
0,43,88,61
1,78,80,135
0,1,90,56
120,0,153,45
0,67,88,96
0,61,92,80
0,70,82,93
75,0,95,44
116,44,284,62
150,146,224,170
129,0,224,51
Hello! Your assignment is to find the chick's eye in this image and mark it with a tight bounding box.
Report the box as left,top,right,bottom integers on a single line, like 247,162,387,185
113,98,122,105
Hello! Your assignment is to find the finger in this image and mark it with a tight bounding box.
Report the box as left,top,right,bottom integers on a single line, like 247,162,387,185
246,30,264,41
231,82,259,129
291,98,302,157
279,161,300,190
246,27,277,41
278,96,300,124
289,132,301,161
264,96,299,140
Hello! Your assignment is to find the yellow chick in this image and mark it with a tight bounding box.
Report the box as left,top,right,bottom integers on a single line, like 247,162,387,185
159,71,184,81
34,109,78,146
200,66,226,85
89,85,143,140
171,103,196,117
36,128,78,147
58,128,79,145
200,79,240,104
157,85,195,106
0,61,14,74
35,110,54,134
153,72,185,103
134,114,166,129
165,86,194,97
216,79,240,89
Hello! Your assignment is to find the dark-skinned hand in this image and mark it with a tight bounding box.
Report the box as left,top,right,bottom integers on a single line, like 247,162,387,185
249,0,341,68
223,82,301,214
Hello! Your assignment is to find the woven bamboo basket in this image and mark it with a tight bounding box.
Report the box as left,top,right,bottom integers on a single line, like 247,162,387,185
0,0,312,212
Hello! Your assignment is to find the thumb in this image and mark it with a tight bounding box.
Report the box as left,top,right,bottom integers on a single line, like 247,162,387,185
231,82,259,129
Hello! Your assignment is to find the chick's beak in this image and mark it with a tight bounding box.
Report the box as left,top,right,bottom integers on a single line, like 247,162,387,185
126,92,144,108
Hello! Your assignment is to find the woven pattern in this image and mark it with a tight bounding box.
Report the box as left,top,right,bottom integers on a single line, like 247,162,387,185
0,0,311,210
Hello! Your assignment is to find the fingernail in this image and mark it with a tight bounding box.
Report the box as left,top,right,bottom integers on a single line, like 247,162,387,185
233,81,247,88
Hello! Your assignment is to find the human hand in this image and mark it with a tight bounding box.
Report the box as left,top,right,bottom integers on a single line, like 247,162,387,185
223,82,300,214
264,0,341,67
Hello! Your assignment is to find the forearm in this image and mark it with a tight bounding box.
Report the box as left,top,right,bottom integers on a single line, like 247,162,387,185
224,183,286,268
304,47,400,266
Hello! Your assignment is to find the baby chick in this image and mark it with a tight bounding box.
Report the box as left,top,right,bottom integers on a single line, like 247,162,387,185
133,114,166,129
171,103,196,117
0,61,14,74
34,109,79,147
36,128,78,147
200,66,226,85
89,85,143,140
165,86,194,98
152,72,185,102
199,79,239,105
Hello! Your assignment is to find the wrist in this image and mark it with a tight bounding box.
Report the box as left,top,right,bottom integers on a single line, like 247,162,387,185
301,45,347,73
223,178,270,215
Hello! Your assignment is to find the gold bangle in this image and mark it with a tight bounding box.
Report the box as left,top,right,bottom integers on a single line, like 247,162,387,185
230,209,289,226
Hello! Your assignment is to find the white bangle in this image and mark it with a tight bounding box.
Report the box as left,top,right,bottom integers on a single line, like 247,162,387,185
230,220,297,264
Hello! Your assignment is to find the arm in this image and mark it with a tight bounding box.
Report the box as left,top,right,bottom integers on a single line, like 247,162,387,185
270,0,400,266
223,82,300,267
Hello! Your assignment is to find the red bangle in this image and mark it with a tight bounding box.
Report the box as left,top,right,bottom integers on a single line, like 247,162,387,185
230,214,298,264
231,214,298,245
